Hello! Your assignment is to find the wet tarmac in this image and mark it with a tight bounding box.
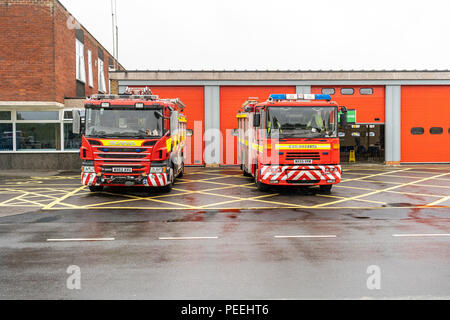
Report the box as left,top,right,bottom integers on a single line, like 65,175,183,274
0,165,449,299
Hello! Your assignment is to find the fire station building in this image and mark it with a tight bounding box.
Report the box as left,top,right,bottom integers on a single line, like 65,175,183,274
110,70,450,166
0,0,122,169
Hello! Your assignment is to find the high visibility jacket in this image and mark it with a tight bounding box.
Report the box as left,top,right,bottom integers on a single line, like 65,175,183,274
307,113,324,129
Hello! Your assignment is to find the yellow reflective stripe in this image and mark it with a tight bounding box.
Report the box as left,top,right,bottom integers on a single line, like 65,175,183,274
100,140,145,147
166,138,172,152
236,114,247,118
275,144,331,150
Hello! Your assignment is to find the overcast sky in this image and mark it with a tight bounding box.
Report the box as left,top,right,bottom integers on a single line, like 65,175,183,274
59,0,450,71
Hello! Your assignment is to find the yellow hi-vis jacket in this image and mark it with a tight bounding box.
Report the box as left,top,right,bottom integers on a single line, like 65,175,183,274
307,113,324,129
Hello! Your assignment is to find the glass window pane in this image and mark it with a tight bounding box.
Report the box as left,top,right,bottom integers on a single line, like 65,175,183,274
341,88,354,95
64,111,73,120
360,88,373,95
322,88,335,95
0,111,11,121
16,123,61,150
411,127,424,135
16,111,59,121
430,127,443,134
0,123,13,151
64,123,82,150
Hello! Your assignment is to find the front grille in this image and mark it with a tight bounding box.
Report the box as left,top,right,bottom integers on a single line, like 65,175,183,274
287,180,320,184
97,153,147,159
286,152,320,160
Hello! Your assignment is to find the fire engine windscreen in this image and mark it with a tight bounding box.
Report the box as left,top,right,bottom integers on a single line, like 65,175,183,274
266,106,337,138
85,108,163,138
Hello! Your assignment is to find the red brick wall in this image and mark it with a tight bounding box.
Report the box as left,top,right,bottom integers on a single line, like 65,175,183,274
0,0,122,104
0,0,56,101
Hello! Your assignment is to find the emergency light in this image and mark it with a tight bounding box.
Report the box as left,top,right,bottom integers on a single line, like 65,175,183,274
269,94,331,101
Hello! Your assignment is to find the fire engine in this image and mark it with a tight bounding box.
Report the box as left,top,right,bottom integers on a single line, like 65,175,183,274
236,93,348,192
72,87,189,192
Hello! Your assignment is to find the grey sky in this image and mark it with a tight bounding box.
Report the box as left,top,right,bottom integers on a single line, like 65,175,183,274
59,0,450,71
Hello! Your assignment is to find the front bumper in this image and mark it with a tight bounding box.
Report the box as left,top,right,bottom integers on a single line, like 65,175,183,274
81,173,169,187
259,165,342,186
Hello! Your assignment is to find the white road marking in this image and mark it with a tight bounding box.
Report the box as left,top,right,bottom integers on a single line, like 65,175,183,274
392,234,450,237
46,238,115,242
158,236,219,240
274,235,337,239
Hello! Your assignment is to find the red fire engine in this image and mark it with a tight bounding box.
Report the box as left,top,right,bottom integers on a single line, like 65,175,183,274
72,87,189,192
236,93,348,192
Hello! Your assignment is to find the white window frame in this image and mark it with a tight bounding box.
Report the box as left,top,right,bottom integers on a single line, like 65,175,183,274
0,110,14,152
98,58,106,93
76,39,86,83
87,50,93,88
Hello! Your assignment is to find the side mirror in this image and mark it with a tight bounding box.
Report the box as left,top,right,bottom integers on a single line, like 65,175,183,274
253,113,261,127
340,107,348,128
72,110,81,135
231,129,239,137
186,129,193,137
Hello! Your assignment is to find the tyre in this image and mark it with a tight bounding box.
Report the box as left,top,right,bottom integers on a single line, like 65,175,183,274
255,165,270,192
161,166,174,192
319,185,332,193
242,165,252,177
89,186,103,192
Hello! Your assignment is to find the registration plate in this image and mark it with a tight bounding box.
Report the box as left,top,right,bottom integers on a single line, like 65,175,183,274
294,159,313,164
112,167,133,173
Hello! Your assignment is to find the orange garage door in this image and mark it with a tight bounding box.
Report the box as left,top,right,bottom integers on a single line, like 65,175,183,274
401,86,450,163
220,86,296,165
130,86,205,165
311,86,385,124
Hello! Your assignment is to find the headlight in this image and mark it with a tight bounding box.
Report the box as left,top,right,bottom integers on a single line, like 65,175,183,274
150,167,166,174
82,166,95,173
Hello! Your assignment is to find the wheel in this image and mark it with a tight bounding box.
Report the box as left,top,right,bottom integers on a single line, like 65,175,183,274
242,164,252,177
319,185,332,193
255,164,270,192
89,186,103,192
161,166,174,192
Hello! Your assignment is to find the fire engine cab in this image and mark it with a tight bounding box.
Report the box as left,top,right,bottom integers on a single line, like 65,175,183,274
236,93,348,192
72,87,190,192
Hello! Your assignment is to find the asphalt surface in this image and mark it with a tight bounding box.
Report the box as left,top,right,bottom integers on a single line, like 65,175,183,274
0,165,449,299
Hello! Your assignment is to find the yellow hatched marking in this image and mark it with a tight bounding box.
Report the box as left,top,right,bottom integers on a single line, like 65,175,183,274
426,196,450,207
313,171,450,208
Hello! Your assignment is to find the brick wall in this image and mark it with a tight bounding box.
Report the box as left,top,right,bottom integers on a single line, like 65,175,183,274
0,0,122,104
0,0,56,101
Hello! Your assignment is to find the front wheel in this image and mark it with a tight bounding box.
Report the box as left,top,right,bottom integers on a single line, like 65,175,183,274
255,165,270,192
161,167,174,192
177,162,184,178
319,185,332,193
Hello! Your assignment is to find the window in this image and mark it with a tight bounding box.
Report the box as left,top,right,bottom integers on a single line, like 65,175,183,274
98,58,106,93
0,111,11,120
88,51,94,87
63,110,82,150
0,123,13,151
411,127,424,135
430,127,443,134
360,88,373,95
341,88,354,95
76,39,86,83
16,123,60,150
322,88,335,95
16,111,59,120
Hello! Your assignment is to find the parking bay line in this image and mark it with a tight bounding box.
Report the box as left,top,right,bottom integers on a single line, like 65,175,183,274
47,238,115,242
159,236,219,240
274,235,337,239
392,234,450,238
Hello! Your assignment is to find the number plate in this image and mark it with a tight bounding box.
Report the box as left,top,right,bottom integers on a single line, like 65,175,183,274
112,167,133,173
294,159,313,164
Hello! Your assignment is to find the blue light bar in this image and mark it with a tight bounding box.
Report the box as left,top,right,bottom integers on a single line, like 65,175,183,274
269,94,287,100
269,93,332,101
314,94,332,101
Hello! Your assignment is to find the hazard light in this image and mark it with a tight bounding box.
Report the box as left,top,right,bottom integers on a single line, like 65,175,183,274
268,94,331,101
